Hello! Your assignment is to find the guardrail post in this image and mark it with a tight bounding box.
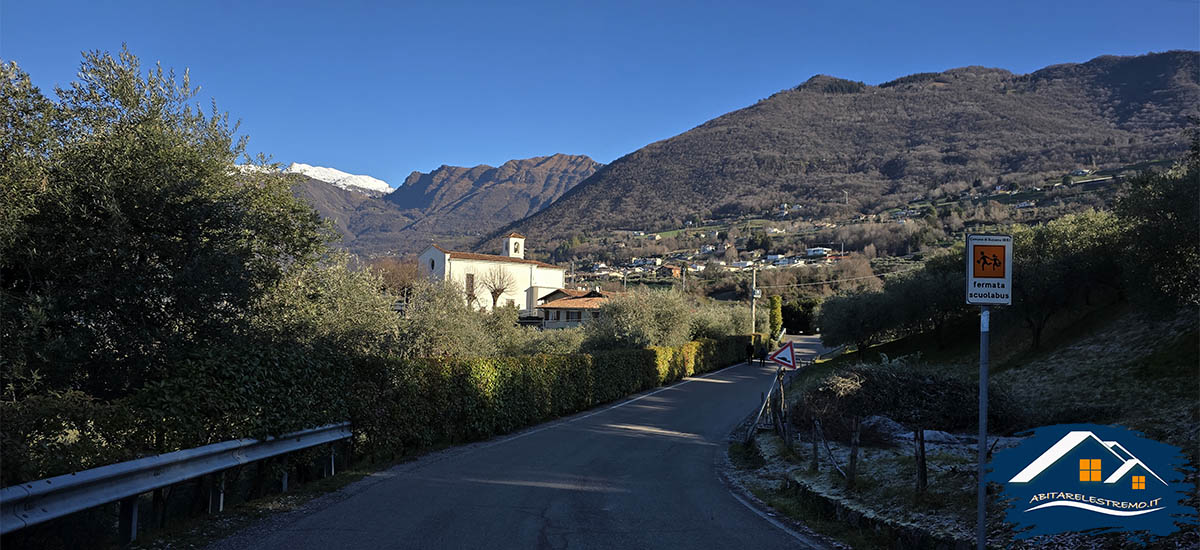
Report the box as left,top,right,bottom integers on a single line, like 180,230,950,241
118,495,138,544
208,472,225,514
280,456,289,493
151,487,166,529
324,446,336,478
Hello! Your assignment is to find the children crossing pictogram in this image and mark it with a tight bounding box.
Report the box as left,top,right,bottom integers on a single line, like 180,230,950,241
973,245,1005,278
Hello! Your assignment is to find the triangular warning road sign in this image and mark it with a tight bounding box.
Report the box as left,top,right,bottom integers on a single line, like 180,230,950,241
768,341,796,369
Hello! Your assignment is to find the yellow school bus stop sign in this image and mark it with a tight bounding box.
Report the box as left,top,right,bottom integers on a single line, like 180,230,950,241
965,233,1012,550
965,234,1012,305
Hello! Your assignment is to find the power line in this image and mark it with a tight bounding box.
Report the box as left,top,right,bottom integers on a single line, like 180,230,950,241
754,265,921,289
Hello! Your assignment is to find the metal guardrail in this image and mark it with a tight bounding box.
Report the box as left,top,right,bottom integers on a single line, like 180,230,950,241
744,374,781,444
816,344,847,361
0,422,351,539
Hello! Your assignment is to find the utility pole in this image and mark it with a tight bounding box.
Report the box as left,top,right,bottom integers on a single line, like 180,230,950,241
750,268,757,334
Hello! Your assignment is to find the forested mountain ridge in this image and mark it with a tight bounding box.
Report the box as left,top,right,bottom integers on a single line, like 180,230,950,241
491,51,1198,248
386,153,601,231
292,153,599,256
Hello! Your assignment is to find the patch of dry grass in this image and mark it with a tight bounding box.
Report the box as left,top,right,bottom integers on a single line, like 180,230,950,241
993,310,1198,447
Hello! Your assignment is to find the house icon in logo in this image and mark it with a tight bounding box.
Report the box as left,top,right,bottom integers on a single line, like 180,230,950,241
1009,431,1167,489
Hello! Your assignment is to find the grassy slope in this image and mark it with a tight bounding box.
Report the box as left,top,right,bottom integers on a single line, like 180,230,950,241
799,302,1198,446
757,302,1199,548
992,308,1198,447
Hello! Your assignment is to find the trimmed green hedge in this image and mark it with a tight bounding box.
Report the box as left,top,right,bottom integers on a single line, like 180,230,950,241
2,335,758,485
351,336,754,459
1,340,353,486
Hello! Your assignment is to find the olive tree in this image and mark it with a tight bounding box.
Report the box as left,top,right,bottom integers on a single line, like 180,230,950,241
583,289,693,350
1114,139,1199,306
1,50,330,400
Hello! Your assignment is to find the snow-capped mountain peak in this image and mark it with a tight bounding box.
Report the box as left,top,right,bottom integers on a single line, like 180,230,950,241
285,162,392,195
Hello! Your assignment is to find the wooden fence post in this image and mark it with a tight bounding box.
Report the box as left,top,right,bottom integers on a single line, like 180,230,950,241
810,420,819,472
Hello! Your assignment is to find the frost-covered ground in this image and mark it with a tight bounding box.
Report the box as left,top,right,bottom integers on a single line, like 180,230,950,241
993,310,1199,447
732,429,985,545
730,430,1199,549
725,308,1199,549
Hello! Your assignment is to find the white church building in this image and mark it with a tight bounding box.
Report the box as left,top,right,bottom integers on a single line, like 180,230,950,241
418,233,565,315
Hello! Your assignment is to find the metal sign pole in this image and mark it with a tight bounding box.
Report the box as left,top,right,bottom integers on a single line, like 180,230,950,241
977,305,990,550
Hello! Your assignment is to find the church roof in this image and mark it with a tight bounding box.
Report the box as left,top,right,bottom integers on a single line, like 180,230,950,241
429,245,562,270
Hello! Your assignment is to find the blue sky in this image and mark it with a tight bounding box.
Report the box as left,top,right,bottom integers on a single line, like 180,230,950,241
3,0,1198,188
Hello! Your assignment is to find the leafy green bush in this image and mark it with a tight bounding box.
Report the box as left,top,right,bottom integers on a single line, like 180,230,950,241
507,326,587,356
0,51,390,486
349,337,750,460
1114,139,1199,306
393,278,498,360
818,209,1132,352
817,291,895,351
0,392,141,486
690,300,749,340
582,289,694,350
769,295,783,340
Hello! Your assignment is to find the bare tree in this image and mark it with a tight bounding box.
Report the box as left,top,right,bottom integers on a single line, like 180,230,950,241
479,266,516,309
369,257,421,294
464,272,479,308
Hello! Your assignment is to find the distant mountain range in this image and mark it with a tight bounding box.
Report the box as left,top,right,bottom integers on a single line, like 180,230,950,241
386,154,600,233
491,51,1199,250
290,154,600,257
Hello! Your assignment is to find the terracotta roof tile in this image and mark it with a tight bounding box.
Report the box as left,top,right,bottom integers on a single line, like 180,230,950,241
444,250,562,270
536,296,609,310
538,288,590,303
537,289,618,310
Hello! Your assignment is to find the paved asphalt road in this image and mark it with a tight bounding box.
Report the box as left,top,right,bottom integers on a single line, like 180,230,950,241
210,336,829,550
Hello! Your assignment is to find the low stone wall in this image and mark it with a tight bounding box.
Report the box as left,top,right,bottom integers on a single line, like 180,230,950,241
778,476,972,550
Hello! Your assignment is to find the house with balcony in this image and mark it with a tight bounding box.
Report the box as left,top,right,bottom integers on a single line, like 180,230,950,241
538,289,613,329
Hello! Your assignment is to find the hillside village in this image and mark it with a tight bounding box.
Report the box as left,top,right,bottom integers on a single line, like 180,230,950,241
395,159,1143,341
548,163,1131,285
